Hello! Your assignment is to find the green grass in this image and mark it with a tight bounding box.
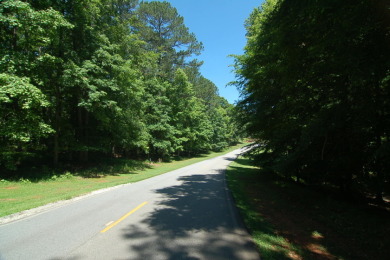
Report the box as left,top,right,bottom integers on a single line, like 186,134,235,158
227,157,304,259
0,143,246,218
226,156,390,260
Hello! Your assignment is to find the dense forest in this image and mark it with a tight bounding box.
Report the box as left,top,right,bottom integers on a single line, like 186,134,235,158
0,0,240,175
234,0,390,201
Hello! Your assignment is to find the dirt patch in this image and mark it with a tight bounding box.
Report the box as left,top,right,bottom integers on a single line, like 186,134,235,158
244,178,378,260
3,186,19,190
149,163,161,167
252,198,338,259
93,180,109,183
0,198,18,202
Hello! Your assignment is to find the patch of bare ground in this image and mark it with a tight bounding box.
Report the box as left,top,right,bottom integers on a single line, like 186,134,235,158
249,188,340,259
149,162,161,167
92,180,109,183
252,195,338,259
3,186,18,190
244,175,390,260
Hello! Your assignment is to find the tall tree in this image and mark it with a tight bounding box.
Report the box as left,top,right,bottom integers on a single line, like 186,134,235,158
136,1,203,76
0,0,239,174
234,0,390,197
0,0,71,169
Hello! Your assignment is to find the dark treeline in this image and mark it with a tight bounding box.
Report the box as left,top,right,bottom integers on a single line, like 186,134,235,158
234,0,389,201
0,0,240,175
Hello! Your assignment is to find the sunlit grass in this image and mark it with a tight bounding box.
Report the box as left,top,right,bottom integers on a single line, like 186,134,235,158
0,143,246,218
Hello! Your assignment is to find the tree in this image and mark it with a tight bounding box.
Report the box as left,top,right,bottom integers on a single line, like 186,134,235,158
234,0,390,197
185,66,240,152
0,0,71,169
142,77,174,160
0,0,239,175
136,1,203,76
168,69,213,154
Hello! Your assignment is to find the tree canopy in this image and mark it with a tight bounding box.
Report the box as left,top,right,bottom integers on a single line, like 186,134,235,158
0,0,239,175
233,0,390,200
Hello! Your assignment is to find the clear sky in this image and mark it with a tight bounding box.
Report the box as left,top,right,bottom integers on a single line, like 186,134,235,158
154,0,264,104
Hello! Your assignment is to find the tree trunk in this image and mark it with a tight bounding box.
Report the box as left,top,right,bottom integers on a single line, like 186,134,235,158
53,131,59,166
53,86,61,167
53,23,64,167
77,106,88,162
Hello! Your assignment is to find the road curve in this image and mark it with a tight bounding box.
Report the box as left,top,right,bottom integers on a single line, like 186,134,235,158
0,148,260,260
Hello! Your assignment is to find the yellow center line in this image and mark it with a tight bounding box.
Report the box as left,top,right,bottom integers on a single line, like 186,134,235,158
100,201,148,233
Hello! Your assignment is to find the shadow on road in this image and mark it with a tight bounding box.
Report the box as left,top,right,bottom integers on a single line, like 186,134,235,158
121,172,259,260
222,156,236,161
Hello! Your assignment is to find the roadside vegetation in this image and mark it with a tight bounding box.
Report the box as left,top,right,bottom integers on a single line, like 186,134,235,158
1,0,241,177
233,0,389,203
230,1,390,258
0,143,245,218
227,156,390,260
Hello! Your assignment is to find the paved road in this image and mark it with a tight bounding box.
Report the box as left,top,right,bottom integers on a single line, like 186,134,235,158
0,148,260,260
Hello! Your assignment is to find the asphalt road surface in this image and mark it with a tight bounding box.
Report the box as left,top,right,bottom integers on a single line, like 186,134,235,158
0,148,260,260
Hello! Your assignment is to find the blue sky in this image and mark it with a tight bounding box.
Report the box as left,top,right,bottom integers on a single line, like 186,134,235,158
156,0,264,104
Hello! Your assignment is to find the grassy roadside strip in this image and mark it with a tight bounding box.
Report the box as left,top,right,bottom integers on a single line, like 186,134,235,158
227,157,304,260
0,143,246,218
226,156,390,260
